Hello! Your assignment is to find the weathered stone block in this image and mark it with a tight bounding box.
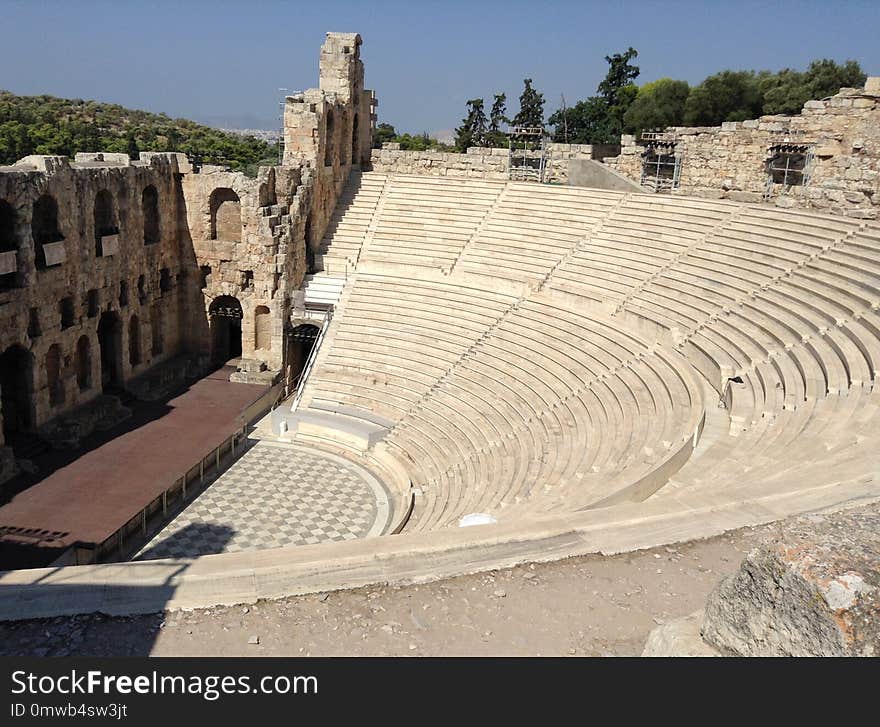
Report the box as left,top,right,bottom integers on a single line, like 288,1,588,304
702,507,880,656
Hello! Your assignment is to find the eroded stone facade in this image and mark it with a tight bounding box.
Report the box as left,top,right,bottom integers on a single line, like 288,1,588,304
0,32,374,483
605,77,880,218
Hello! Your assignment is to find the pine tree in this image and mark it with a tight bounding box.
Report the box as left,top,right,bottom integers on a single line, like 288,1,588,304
489,93,508,132
512,79,545,130
454,98,488,151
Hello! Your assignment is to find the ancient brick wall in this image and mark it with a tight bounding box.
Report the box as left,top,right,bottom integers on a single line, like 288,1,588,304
604,77,880,219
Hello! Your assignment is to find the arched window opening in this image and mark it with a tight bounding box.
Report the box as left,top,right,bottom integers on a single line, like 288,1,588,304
97,312,122,391
128,315,141,367
142,185,160,245
0,200,19,291
32,195,64,270
75,336,91,391
351,113,360,166
324,109,335,167
0,346,34,443
209,188,242,242
255,306,271,351
93,189,119,257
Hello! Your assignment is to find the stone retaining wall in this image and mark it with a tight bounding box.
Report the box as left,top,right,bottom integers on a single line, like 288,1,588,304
605,77,880,219
370,143,615,184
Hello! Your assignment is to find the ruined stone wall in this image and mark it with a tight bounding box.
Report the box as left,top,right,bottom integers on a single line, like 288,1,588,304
283,32,374,262
605,77,880,219
0,30,372,478
369,143,607,184
180,164,303,372
0,153,190,444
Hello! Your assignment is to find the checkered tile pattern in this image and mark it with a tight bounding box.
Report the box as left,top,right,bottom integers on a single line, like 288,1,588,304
134,445,378,560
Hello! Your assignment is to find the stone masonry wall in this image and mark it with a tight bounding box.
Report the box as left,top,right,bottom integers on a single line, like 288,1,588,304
283,32,375,264
181,164,303,372
369,143,608,184
0,153,189,446
605,77,880,219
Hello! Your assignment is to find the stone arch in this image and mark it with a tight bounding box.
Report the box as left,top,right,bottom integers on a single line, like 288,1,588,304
0,199,19,292
209,295,243,365
32,194,63,270
97,311,123,391
0,345,34,442
45,344,63,407
209,188,242,242
0,199,16,253
93,189,118,256
324,108,335,167
142,185,160,245
128,314,141,367
255,305,272,351
289,323,320,386
75,335,91,391
259,168,277,207
351,113,359,166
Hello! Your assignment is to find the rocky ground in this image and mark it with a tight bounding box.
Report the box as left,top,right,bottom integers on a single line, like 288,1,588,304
0,523,776,657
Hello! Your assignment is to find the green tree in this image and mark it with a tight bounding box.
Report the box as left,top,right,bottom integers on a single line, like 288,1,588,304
760,59,866,115
372,122,397,148
455,98,488,151
486,93,509,147
623,78,690,133
548,47,640,144
683,70,763,125
512,79,545,129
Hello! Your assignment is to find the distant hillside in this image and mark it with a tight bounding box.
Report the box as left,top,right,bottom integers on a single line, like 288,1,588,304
0,91,278,175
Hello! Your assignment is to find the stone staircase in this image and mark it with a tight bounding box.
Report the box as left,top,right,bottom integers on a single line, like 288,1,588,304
302,273,346,307
314,170,387,275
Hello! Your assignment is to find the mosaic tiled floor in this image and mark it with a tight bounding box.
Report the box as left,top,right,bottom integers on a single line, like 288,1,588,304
134,442,389,560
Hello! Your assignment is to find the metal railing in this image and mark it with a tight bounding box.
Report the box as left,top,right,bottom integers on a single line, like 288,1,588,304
290,308,333,413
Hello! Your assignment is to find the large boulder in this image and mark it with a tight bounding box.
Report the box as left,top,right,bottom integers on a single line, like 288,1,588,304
702,506,879,656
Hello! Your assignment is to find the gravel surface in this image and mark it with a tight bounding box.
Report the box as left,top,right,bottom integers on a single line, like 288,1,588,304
0,524,774,657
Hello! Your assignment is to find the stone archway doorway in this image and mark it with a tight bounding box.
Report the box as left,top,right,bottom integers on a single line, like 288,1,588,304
0,345,33,444
97,311,123,392
210,296,243,366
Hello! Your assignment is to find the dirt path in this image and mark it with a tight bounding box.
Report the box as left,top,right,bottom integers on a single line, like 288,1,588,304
0,523,774,657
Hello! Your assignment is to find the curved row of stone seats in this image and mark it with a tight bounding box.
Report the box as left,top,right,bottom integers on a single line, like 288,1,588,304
374,292,703,531
304,272,519,423
316,171,387,273
361,175,505,270
659,383,880,510
547,196,738,304
453,184,621,283
401,345,703,531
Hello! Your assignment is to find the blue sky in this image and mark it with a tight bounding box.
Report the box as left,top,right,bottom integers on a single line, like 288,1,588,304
2,0,878,135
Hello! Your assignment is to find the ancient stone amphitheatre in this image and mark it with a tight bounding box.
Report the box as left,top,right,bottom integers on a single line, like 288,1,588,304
0,34,878,639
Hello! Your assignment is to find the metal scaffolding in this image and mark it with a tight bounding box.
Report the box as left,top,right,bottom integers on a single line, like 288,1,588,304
507,126,548,183
639,136,681,192
763,140,814,200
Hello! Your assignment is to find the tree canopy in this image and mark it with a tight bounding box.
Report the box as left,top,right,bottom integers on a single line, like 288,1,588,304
550,47,640,144
0,90,277,175
623,78,690,132
549,55,867,142
454,98,489,151
512,79,545,129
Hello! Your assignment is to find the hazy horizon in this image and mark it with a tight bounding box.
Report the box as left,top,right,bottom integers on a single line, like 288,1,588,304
2,0,879,135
